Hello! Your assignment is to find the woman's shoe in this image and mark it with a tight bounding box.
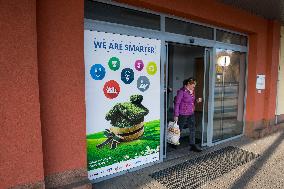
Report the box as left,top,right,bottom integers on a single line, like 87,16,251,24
170,144,179,149
190,144,202,152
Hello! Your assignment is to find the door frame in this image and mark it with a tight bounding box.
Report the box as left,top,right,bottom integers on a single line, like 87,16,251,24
163,42,211,158
208,46,249,146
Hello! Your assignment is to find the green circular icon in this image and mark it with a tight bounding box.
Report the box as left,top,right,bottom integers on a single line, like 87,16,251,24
146,62,157,75
108,57,120,71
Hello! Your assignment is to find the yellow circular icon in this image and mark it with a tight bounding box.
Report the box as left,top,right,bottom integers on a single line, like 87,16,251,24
146,62,157,75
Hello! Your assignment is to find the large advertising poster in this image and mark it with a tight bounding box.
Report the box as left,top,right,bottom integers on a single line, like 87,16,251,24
84,30,161,180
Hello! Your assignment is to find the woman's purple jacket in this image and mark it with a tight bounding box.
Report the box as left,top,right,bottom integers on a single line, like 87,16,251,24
174,87,195,117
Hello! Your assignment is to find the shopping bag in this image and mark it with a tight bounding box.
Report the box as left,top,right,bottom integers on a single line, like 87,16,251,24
167,121,180,145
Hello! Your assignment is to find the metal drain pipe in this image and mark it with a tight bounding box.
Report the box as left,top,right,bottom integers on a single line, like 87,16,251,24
275,63,281,125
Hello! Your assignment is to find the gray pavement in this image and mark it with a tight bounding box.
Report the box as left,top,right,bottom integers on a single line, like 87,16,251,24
93,123,284,189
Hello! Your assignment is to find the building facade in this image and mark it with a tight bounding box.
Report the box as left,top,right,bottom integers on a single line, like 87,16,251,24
0,0,283,188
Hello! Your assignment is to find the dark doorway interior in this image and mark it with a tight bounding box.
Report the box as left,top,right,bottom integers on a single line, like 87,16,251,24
166,43,205,153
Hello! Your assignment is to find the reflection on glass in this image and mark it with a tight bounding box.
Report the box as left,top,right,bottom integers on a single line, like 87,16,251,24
216,29,247,46
203,50,210,144
213,49,246,142
165,18,214,40
84,0,161,30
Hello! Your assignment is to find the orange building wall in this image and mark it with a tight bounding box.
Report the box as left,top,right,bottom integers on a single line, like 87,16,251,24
264,21,280,121
37,0,86,176
0,1,44,188
117,0,280,125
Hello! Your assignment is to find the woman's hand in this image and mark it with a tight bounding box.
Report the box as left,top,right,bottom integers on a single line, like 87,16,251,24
174,116,178,122
197,98,202,103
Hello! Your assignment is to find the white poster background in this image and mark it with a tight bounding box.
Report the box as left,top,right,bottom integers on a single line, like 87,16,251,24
84,30,161,180
85,30,161,134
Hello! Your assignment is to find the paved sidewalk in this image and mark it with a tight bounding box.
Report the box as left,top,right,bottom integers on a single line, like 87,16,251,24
93,123,284,189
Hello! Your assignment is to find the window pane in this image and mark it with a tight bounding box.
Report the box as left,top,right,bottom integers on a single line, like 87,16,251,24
84,0,160,30
216,29,247,46
213,49,246,142
165,18,214,40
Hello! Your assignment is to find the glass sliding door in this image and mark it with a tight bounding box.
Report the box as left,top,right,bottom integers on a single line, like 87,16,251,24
202,48,210,145
213,49,246,142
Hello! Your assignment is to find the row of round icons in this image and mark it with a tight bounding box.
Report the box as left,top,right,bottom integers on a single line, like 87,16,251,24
90,57,156,99
90,57,157,81
103,76,150,99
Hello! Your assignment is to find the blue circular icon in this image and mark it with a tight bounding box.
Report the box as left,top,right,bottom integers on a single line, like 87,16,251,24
121,68,134,84
137,76,150,92
90,64,106,80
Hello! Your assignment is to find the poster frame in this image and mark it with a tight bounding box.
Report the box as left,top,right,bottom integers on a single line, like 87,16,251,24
84,21,165,183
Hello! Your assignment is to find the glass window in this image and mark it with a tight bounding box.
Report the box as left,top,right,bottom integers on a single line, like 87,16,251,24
165,18,214,40
84,0,160,30
216,29,247,46
213,49,246,142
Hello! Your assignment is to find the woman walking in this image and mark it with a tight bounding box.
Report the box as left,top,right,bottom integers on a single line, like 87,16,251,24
174,77,202,152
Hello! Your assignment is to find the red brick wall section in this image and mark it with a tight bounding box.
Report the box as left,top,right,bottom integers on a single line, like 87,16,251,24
0,1,44,188
36,0,86,176
264,20,281,121
116,0,280,123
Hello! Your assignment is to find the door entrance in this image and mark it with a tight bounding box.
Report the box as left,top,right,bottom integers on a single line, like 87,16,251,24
164,43,210,157
212,49,246,142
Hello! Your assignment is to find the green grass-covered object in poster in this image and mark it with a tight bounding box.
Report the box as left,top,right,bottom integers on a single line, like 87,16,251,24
87,120,160,171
